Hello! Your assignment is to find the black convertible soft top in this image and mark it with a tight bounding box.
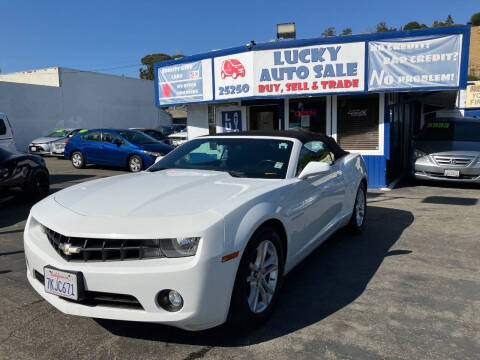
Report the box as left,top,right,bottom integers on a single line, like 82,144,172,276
208,130,349,159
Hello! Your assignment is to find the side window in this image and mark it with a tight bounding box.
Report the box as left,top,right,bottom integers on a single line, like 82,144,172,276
0,119,6,136
81,131,101,141
296,141,334,175
102,132,123,144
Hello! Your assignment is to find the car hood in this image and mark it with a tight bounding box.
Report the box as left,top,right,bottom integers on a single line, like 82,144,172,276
53,169,284,218
32,136,65,144
415,140,480,156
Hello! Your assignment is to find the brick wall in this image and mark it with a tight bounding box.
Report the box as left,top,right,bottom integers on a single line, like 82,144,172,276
469,26,480,77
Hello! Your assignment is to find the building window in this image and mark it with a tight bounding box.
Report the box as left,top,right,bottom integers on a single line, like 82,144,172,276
337,94,379,150
289,98,326,133
208,104,216,135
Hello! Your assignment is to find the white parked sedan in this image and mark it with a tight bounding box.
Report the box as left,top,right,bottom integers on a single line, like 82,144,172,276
24,131,367,331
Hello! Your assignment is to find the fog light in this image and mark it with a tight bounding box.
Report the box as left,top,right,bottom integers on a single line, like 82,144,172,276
168,290,183,307
156,289,183,312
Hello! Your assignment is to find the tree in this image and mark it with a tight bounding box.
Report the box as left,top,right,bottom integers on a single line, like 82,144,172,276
471,12,480,26
403,21,428,30
376,21,397,32
432,15,456,28
139,53,184,80
321,27,336,37
341,28,352,35
445,14,454,26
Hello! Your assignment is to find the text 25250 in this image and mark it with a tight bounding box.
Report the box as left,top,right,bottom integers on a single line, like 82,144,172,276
218,84,250,96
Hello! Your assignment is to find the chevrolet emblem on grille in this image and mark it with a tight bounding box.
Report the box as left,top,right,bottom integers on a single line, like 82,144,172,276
450,159,456,165
58,243,81,256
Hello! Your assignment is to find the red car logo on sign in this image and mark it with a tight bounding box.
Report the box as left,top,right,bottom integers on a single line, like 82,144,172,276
221,59,245,79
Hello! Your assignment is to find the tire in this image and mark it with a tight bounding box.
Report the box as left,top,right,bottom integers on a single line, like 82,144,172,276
71,151,85,169
128,155,143,172
23,168,50,200
347,182,367,232
227,226,285,330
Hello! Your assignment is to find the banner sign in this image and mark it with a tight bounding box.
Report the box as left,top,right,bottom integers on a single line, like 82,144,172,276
157,59,213,105
221,111,242,132
214,52,255,100
253,42,365,96
368,35,462,90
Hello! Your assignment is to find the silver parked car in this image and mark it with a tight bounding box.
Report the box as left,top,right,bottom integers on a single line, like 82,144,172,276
28,129,85,156
413,117,480,184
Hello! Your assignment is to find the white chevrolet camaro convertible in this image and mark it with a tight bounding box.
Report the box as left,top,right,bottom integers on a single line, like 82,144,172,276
24,131,367,331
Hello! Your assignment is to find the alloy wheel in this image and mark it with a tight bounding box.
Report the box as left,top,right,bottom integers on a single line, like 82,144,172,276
247,240,279,314
72,153,82,167
355,187,366,227
130,157,142,172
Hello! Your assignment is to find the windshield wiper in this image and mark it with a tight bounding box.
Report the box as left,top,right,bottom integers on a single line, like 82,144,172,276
228,171,248,178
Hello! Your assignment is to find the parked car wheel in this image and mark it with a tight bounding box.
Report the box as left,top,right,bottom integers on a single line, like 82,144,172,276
23,168,50,199
128,155,143,172
347,183,367,232
71,151,85,169
228,225,285,330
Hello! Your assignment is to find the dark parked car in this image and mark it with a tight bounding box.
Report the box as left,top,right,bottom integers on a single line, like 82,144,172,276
64,129,174,172
130,128,170,144
0,148,50,198
412,117,480,184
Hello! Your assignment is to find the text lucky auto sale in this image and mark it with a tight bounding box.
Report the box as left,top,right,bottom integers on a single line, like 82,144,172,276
256,43,364,94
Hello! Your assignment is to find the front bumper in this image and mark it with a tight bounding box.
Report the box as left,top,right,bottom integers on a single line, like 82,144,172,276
414,158,480,183
24,202,237,330
29,143,53,156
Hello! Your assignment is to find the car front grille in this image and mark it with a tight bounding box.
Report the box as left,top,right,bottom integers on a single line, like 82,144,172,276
433,156,474,167
44,227,162,262
34,271,143,310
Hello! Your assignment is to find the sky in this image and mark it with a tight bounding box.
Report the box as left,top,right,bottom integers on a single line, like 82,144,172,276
1,0,478,78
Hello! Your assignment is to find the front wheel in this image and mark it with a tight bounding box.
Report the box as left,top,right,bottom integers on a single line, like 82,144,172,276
23,168,50,200
347,183,367,232
228,226,284,330
128,155,143,172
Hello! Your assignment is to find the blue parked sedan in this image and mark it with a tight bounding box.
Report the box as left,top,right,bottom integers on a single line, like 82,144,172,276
64,129,174,172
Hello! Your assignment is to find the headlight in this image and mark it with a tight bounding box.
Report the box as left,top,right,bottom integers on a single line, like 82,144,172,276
143,151,163,157
143,237,200,258
413,149,427,159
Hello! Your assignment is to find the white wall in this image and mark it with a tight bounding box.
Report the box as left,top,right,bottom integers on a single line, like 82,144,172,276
0,68,171,151
0,67,60,87
187,104,209,139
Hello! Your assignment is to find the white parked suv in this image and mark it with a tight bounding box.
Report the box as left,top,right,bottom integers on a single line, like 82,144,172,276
24,131,367,331
0,113,17,152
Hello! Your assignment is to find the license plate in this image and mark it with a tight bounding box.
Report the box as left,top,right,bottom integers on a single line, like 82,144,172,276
444,169,460,177
30,146,36,151
44,267,81,300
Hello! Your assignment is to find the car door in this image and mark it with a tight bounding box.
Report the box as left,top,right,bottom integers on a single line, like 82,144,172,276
101,131,128,166
79,131,102,163
284,141,345,259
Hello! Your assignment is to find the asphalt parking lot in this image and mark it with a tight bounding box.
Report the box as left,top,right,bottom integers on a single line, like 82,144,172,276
0,158,479,360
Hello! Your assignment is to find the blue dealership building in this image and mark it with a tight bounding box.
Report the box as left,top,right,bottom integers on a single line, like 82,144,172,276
154,26,471,188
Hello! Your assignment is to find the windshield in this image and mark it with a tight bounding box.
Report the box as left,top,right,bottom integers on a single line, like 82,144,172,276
418,120,480,142
117,130,158,145
157,126,175,136
149,138,293,179
46,130,70,138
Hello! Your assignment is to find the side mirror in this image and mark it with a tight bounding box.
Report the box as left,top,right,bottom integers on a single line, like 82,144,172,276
113,138,122,147
298,161,331,179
